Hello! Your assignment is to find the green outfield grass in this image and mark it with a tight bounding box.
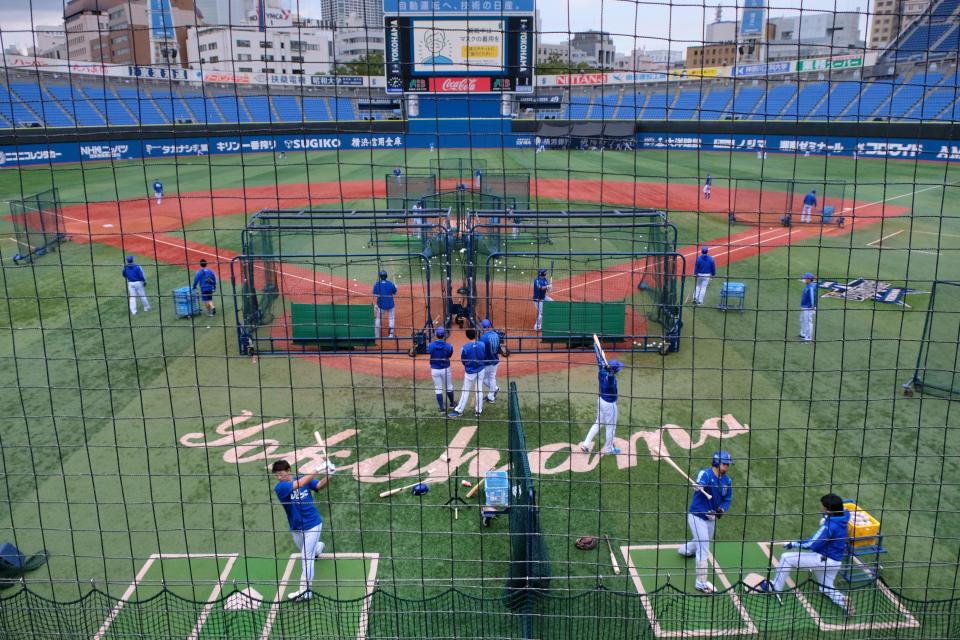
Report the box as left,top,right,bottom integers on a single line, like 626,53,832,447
1,148,959,627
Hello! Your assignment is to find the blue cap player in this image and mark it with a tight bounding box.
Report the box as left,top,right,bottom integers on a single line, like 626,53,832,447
678,450,733,593
579,350,624,455
427,326,455,413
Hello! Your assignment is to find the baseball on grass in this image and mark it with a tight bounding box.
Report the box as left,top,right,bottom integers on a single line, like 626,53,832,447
461,480,472,488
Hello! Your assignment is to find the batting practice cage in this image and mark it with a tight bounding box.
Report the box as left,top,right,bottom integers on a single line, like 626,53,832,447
11,1,960,638
8,187,65,263
231,209,452,355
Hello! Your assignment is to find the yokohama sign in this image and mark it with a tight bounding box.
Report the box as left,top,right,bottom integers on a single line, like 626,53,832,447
428,77,492,92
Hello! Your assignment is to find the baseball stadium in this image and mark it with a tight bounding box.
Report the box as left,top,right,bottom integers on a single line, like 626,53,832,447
2,0,960,637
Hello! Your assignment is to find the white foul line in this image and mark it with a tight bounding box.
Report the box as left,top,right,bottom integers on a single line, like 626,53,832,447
867,229,904,246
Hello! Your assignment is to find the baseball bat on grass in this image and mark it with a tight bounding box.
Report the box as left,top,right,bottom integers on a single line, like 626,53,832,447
379,469,435,498
604,534,621,576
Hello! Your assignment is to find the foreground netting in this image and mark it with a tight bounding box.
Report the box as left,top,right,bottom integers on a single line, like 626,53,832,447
1,578,956,639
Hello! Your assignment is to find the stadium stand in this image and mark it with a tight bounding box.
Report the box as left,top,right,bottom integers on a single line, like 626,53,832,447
730,85,764,119
45,84,105,126
670,88,701,119
699,86,732,119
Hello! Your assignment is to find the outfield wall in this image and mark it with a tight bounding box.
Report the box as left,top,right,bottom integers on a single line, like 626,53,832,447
1,122,960,166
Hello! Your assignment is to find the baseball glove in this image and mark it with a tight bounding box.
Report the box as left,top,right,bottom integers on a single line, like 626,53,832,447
575,536,598,550
501,346,511,358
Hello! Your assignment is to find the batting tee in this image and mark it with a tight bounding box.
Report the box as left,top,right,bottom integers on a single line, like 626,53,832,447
8,187,65,263
231,209,452,355
467,210,684,354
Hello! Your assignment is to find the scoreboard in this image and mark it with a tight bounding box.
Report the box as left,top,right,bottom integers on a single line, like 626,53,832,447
384,7,534,94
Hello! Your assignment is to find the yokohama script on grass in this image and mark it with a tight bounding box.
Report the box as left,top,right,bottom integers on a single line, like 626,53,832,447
179,412,748,483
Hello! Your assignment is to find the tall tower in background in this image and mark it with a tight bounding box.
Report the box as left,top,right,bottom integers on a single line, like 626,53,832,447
321,0,383,28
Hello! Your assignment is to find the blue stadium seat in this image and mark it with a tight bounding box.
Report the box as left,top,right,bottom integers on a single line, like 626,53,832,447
0,85,40,126
302,96,331,121
888,83,927,119
9,82,74,127
699,87,732,119
730,86,763,118
809,81,859,120
178,93,221,123
642,91,669,119
83,86,138,126
567,95,592,119
670,89,701,119
152,90,199,123
614,93,642,119
752,84,797,120
271,95,302,122
212,95,242,122
331,97,357,120
116,87,166,125
45,85,105,126
849,82,895,119
904,88,956,120
794,82,829,120
243,96,272,122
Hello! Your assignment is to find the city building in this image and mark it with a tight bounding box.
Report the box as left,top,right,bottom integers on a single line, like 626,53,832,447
331,13,385,63
185,12,333,75
29,26,67,59
569,31,616,68
536,42,594,67
63,0,199,65
195,0,251,26
869,0,932,49
321,0,383,29
765,11,865,61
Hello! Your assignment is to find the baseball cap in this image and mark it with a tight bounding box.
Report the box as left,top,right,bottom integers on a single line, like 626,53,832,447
803,272,815,280
480,319,492,328
379,269,388,279
538,268,547,275
701,246,709,254
435,327,446,338
126,255,134,263
608,360,624,372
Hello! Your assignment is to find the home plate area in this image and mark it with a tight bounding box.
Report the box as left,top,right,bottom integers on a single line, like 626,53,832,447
622,542,919,637
93,552,378,640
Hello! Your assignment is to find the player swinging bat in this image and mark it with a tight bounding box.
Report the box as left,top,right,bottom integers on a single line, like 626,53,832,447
579,335,624,455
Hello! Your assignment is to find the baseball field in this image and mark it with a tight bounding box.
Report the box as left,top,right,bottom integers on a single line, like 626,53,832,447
2,147,959,636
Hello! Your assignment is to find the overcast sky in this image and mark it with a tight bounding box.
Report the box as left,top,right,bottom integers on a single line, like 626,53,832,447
1,0,872,53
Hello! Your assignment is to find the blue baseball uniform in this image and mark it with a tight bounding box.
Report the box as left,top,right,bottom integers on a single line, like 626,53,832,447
771,508,851,611
703,174,712,199
275,475,326,600
193,267,217,298
480,328,502,402
428,338,455,410
800,280,817,341
679,466,733,592
123,260,151,314
373,278,398,337
580,350,620,454
452,339,487,416
153,181,163,204
532,275,552,330
693,252,716,305
801,191,817,222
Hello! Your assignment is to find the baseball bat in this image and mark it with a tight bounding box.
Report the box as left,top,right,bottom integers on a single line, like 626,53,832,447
593,333,609,368
661,456,712,500
604,534,621,576
378,468,435,498
465,475,486,499
313,430,327,460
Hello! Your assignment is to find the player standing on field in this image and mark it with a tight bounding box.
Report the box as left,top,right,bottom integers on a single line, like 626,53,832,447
373,270,398,339
192,259,218,316
702,174,712,200
393,167,402,184
532,268,552,331
800,272,817,343
271,458,334,602
122,255,151,315
427,327,455,413
757,493,855,616
153,178,163,205
479,319,507,403
678,450,733,593
693,246,716,306
801,189,817,223
449,327,486,418
579,352,624,456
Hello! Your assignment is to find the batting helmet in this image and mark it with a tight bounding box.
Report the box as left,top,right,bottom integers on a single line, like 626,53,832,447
435,326,446,338
127,255,134,263
411,482,430,496
379,269,388,279
712,450,733,466
608,360,624,373
538,268,547,275
481,319,492,329
702,246,709,254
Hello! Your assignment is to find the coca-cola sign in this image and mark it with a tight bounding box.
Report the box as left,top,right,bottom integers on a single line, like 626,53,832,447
428,77,492,93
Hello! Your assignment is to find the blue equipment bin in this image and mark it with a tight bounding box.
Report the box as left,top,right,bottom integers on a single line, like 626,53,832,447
173,286,201,318
822,205,835,223
485,470,509,507
718,282,746,312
